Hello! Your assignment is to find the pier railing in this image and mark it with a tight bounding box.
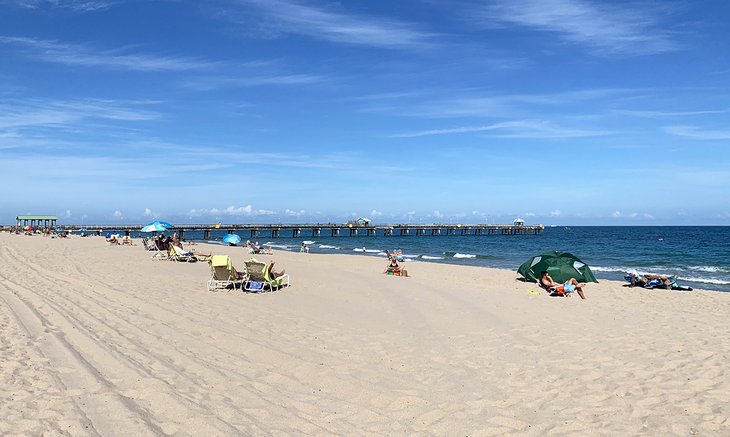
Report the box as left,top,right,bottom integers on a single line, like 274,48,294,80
4,223,544,238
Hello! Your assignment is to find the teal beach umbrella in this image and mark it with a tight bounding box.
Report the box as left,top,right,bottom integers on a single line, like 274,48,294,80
141,221,173,233
223,233,242,245
518,251,598,284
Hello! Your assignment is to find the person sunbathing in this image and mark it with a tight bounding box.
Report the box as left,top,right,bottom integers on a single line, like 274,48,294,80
539,271,586,299
628,271,677,287
267,260,286,279
384,257,408,277
174,244,211,261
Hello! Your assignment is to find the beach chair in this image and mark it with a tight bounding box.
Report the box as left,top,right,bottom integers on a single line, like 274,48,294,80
243,258,290,292
207,255,247,291
148,240,168,260
169,245,198,262
536,279,567,297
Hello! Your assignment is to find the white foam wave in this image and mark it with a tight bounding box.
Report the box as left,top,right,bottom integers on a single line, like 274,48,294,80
353,248,364,252
453,253,476,259
318,244,339,249
403,254,419,258
266,244,290,249
687,265,730,273
590,266,625,273
302,240,315,245
681,276,730,285
422,255,445,260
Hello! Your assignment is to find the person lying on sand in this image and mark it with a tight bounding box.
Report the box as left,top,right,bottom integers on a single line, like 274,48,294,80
539,271,586,299
628,271,678,287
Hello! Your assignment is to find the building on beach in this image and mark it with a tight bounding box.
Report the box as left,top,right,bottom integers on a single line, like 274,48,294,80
16,215,57,229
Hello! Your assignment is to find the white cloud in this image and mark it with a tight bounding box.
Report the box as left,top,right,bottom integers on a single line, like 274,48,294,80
143,208,158,218
112,210,122,218
663,125,730,140
432,210,444,218
391,120,608,139
230,0,436,49
0,98,160,131
15,1,115,12
474,0,679,55
63,209,72,218
370,209,383,217
550,209,561,217
285,208,305,216
611,210,622,218
0,36,213,71
187,205,277,217
524,212,536,217
180,73,324,91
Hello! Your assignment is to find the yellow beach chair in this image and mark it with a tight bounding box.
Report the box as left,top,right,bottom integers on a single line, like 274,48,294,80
207,255,246,291
243,258,290,292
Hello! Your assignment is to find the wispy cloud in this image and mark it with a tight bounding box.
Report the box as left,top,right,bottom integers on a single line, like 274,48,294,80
362,88,629,119
391,120,608,139
0,98,160,130
472,0,679,55
664,125,730,140
180,73,324,91
227,0,437,49
615,108,730,118
14,1,115,12
0,36,214,71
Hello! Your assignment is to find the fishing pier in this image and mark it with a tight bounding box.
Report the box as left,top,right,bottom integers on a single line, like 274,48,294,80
52,223,544,239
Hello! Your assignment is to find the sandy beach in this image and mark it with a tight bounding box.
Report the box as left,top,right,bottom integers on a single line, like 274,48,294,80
0,232,728,436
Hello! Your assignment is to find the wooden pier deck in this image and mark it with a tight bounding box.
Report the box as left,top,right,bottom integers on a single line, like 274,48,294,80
23,223,544,238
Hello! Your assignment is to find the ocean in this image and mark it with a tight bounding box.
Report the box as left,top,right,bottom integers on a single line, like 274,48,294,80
132,226,730,292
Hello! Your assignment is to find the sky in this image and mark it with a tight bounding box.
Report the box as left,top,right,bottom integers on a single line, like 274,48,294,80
1,0,729,226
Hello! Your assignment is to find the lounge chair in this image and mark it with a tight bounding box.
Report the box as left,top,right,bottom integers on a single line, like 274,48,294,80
243,258,290,292
147,239,168,260
169,245,198,262
536,279,567,297
207,255,247,291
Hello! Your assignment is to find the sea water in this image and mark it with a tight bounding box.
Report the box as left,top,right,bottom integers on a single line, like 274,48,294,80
130,226,730,292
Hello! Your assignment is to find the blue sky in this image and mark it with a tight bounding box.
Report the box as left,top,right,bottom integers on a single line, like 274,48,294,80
2,0,729,225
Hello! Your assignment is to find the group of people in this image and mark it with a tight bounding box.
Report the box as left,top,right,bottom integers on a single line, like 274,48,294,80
107,234,133,245
626,270,678,288
245,240,273,255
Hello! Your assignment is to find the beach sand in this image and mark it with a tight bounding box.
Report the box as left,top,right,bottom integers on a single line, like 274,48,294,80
1,232,728,436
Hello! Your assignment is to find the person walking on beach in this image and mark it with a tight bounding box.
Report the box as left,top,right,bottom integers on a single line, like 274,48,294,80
539,271,586,299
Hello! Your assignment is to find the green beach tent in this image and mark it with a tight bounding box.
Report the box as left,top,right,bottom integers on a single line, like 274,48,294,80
518,251,598,284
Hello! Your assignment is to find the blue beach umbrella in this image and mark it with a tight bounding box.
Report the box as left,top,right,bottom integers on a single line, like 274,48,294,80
223,233,242,246
140,221,173,233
